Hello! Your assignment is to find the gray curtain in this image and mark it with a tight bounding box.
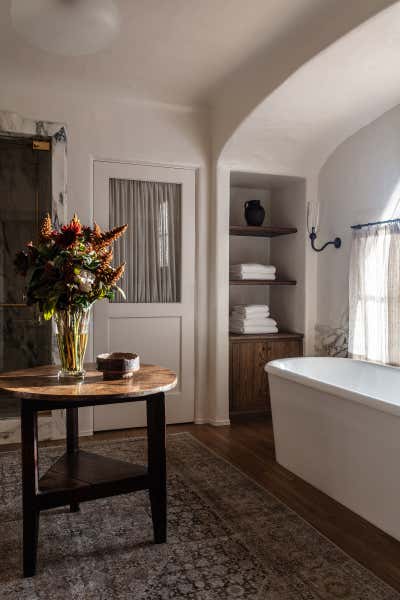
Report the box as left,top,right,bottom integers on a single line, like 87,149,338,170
110,178,181,303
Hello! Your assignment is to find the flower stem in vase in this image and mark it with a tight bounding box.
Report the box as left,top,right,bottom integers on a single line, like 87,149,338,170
55,307,90,379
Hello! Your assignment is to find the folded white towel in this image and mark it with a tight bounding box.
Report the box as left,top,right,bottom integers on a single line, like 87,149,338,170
230,317,277,328
230,263,276,274
230,273,276,280
232,304,269,314
230,325,279,334
231,314,271,323
233,304,270,315
230,263,276,271
231,311,274,320
233,312,270,319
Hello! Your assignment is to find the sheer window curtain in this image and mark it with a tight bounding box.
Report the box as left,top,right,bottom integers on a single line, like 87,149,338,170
109,178,181,303
349,222,400,365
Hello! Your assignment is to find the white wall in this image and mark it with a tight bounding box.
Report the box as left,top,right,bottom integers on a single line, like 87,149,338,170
317,103,400,349
207,164,231,425
0,80,211,428
270,181,306,334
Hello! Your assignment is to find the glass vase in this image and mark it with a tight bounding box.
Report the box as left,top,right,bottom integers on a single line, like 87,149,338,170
54,306,91,379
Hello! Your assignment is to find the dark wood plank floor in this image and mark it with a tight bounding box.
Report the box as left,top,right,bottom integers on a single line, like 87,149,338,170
2,415,400,591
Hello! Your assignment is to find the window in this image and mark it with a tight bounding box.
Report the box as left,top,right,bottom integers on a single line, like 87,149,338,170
349,222,400,365
109,178,181,303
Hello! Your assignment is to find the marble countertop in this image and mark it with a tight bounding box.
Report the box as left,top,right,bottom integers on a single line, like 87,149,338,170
0,363,177,403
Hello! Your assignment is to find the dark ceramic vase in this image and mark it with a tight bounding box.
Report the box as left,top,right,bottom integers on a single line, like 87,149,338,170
244,200,265,226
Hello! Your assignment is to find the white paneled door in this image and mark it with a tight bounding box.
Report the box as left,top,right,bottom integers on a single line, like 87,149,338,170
93,161,195,430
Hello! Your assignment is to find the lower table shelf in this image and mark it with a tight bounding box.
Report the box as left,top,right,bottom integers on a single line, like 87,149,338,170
38,450,148,510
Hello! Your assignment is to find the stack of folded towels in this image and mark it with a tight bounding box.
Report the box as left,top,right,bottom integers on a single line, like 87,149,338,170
229,304,278,334
229,263,276,280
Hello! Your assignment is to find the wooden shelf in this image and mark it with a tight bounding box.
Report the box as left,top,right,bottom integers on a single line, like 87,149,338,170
38,450,148,509
230,225,297,237
229,279,296,286
230,331,303,341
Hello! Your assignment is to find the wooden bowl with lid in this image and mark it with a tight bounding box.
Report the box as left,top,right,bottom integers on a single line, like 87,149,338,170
96,352,140,380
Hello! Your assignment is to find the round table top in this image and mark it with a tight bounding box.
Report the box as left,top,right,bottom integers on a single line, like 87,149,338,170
0,363,177,403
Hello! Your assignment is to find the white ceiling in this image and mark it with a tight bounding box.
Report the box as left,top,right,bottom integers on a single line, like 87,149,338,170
222,2,400,173
0,0,337,107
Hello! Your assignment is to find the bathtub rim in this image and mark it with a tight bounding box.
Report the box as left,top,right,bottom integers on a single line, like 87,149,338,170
265,356,400,418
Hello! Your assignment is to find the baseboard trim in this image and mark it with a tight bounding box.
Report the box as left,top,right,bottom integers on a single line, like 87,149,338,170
80,429,93,437
194,417,231,426
207,418,231,427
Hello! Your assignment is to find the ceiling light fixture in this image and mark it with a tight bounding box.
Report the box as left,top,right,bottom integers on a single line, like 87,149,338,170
10,0,120,57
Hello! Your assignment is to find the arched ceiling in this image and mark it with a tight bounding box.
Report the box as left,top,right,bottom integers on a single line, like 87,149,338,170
0,0,366,108
1,0,398,170
215,0,398,160
220,1,400,174
0,0,395,113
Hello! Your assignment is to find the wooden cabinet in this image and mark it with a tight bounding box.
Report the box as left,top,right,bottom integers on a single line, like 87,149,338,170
229,333,303,416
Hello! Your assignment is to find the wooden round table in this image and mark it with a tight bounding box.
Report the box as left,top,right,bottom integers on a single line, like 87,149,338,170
0,363,177,577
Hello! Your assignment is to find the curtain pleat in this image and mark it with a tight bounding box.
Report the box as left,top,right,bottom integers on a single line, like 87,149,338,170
109,178,181,303
349,222,400,365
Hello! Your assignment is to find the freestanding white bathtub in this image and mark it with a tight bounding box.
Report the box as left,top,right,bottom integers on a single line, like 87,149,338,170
265,356,400,541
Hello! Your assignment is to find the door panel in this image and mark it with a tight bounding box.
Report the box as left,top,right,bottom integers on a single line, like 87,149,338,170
93,161,195,430
109,317,181,378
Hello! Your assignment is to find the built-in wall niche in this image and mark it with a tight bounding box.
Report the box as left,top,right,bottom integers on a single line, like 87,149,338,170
228,170,306,417
229,186,271,308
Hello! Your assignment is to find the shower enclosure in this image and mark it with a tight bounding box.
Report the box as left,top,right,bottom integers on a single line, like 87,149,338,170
0,136,52,424
0,110,68,443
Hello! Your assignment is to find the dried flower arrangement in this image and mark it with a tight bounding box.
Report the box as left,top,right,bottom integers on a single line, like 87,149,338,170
14,213,127,320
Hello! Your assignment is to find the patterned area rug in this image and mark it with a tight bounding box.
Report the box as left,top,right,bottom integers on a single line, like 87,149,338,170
0,433,398,599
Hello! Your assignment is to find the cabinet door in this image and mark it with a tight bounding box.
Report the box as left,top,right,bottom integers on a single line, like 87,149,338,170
230,341,269,414
266,340,302,361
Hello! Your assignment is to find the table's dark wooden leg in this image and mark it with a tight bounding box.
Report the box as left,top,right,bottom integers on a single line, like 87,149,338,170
21,405,40,577
66,407,80,513
146,393,166,544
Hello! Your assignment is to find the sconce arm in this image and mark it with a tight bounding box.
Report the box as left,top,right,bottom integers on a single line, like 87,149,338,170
309,228,341,253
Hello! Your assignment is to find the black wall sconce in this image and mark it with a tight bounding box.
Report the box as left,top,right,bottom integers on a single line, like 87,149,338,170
309,227,341,252
307,203,341,253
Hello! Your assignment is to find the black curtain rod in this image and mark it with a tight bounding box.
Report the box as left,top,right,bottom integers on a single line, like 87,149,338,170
351,217,400,230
